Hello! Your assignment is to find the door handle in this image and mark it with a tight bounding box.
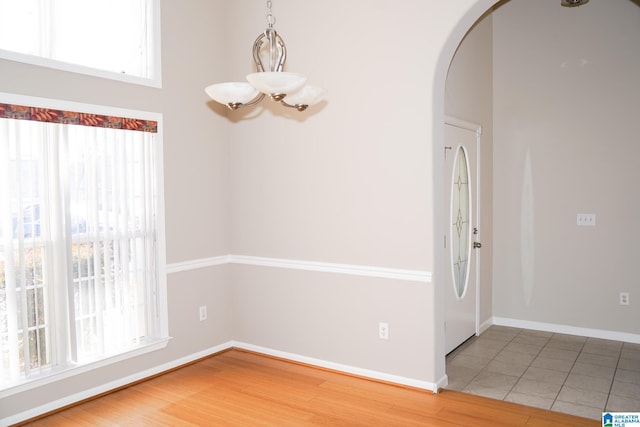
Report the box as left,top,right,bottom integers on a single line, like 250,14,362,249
473,242,482,249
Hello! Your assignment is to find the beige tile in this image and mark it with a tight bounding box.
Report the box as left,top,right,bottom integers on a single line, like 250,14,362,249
488,325,522,334
446,364,481,381
564,372,612,393
513,334,550,347
545,339,585,352
576,352,619,368
450,329,639,419
446,337,474,352
551,333,587,343
557,385,608,409
519,329,553,338
621,347,640,360
585,337,622,346
623,342,640,351
494,349,537,365
618,357,640,373
446,376,472,391
521,366,568,385
458,341,503,359
538,347,579,362
446,338,477,359
504,391,553,410
582,344,622,358
462,382,513,400
615,368,640,385
449,354,491,371
583,339,623,356
530,356,575,373
610,379,640,399
484,359,530,377
512,378,561,399
475,336,511,349
570,361,615,380
446,363,481,391
480,329,518,342
471,370,520,388
551,400,602,421
505,341,544,356
606,394,640,412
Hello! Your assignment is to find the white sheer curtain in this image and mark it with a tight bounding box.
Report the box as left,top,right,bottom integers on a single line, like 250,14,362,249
0,0,153,79
0,114,158,386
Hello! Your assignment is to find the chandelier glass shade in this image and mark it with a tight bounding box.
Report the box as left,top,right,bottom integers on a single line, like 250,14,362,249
205,1,326,112
205,83,259,108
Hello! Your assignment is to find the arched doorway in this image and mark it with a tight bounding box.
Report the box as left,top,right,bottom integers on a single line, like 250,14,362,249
435,0,640,417
432,0,499,390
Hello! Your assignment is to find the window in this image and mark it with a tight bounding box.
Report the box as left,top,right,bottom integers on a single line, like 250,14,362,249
450,145,471,299
0,0,160,87
0,95,167,394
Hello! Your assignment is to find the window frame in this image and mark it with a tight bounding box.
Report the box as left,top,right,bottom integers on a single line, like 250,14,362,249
0,91,169,399
0,0,162,88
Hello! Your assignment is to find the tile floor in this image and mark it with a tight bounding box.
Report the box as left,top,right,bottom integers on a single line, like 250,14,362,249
445,325,640,420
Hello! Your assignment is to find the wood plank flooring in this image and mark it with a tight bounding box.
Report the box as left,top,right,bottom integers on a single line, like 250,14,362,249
20,349,599,426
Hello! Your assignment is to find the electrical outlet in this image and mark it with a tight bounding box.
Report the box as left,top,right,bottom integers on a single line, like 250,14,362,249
199,305,207,321
379,322,389,340
620,292,630,306
577,213,596,226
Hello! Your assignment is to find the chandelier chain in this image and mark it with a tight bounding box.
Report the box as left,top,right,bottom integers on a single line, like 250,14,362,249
266,0,275,28
205,0,326,112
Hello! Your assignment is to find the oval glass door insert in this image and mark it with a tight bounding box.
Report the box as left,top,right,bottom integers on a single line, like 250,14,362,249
451,145,471,299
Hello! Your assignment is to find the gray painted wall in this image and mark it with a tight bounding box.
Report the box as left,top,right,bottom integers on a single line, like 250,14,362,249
0,0,235,419
492,0,640,333
9,0,637,423
227,0,439,385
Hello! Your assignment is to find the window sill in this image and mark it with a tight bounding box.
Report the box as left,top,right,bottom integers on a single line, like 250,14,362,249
0,49,162,88
0,336,171,399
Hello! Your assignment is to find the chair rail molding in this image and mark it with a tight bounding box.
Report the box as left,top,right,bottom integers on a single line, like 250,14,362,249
166,255,431,283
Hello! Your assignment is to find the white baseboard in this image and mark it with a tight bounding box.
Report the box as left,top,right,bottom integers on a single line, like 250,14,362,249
435,374,449,392
231,341,438,393
2,342,235,426
4,341,437,425
478,317,493,335
492,317,640,344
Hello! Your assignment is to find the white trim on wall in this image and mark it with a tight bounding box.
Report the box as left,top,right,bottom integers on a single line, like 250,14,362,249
231,341,439,393
479,317,493,335
166,255,432,283
0,338,171,400
1,341,234,426
492,317,640,344
444,115,482,135
3,340,440,425
165,255,232,274
231,255,432,283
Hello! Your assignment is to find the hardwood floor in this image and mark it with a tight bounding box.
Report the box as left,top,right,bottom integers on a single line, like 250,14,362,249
20,349,599,426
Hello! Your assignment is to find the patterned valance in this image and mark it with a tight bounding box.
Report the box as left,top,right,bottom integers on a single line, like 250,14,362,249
0,102,157,133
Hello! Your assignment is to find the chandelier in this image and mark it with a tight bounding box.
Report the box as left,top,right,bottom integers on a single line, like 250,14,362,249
561,0,589,6
205,1,326,112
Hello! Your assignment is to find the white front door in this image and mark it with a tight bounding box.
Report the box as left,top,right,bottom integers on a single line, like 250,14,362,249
444,118,481,355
